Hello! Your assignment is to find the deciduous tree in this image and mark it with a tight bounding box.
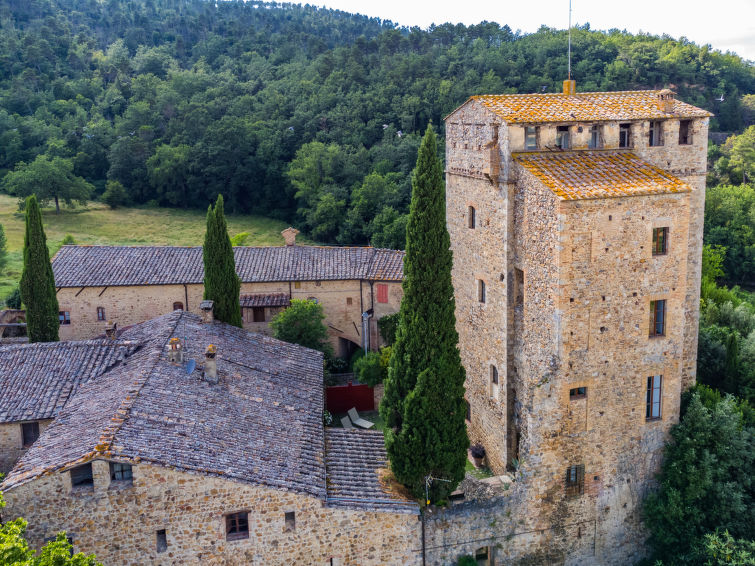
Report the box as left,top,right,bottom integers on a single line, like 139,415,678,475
270,298,332,357
3,155,92,214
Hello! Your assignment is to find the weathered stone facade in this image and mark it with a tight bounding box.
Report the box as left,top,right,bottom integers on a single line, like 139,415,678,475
444,89,709,564
0,420,51,474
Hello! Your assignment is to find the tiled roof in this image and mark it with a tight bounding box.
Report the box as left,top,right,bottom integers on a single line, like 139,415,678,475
325,429,418,514
513,150,691,200
471,90,713,124
240,293,290,308
2,311,327,498
52,245,405,287
0,340,138,423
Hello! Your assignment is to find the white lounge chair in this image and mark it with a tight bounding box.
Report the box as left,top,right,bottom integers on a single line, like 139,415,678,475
348,408,374,429
340,416,354,430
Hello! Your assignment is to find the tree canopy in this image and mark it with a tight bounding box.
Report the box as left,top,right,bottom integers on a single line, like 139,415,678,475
270,298,332,358
3,155,92,214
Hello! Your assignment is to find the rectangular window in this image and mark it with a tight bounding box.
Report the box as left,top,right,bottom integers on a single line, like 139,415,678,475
477,279,486,303
514,268,524,307
110,462,133,482
376,284,389,303
225,511,249,541
556,126,571,149
649,300,666,337
678,120,692,145
646,375,663,420
490,365,499,400
652,227,668,256
588,125,602,149
70,463,93,488
569,387,587,400
649,121,663,146
59,311,70,325
156,529,167,553
468,206,476,229
525,126,538,150
21,422,40,447
96,307,106,321
619,123,632,148
565,464,585,497
284,511,296,532
252,307,266,323
346,297,352,306
294,281,301,289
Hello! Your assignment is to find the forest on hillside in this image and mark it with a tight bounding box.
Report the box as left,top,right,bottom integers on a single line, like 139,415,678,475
0,0,754,250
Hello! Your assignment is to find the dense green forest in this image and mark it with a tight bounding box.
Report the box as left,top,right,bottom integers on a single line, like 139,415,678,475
0,0,754,248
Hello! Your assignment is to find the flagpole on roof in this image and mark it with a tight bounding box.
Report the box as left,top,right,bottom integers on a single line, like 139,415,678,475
568,0,572,80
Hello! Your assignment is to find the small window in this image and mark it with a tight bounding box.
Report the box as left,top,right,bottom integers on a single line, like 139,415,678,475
376,284,389,304
678,120,692,145
477,280,486,303
315,280,321,287
173,302,184,311
465,401,471,422
588,125,602,149
556,126,571,149
565,464,585,497
21,422,40,447
475,546,495,565
70,463,93,488
652,227,668,256
468,206,476,229
646,375,663,420
284,511,296,532
514,268,524,307
96,307,106,321
294,281,301,289
619,123,632,148
569,387,587,400
649,121,663,146
156,529,167,553
110,462,133,482
649,299,666,337
59,311,71,325
490,365,499,400
346,297,352,306
225,511,249,541
525,126,538,150
252,307,266,322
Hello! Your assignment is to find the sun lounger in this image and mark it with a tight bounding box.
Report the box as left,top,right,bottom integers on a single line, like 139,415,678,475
340,416,354,429
347,407,374,429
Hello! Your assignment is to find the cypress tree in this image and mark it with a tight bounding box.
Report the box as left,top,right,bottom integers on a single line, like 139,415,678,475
20,195,59,342
380,125,468,501
203,195,242,327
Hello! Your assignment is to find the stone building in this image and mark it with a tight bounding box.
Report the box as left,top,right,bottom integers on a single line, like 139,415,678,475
443,86,711,563
51,230,403,356
0,309,419,565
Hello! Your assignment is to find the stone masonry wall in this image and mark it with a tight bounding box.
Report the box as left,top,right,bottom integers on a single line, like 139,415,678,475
0,420,51,474
3,462,420,566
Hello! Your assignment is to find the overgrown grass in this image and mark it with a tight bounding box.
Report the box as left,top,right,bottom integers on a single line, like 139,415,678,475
0,195,311,301
465,459,494,480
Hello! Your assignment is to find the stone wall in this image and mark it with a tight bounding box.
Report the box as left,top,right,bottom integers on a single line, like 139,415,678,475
0,420,52,474
3,462,420,565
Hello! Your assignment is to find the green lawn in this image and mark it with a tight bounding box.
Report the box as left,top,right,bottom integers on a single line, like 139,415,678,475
465,459,494,480
0,195,311,301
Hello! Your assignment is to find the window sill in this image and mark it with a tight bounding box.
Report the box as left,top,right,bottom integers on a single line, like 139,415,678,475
70,485,94,495
108,480,133,490
226,533,250,542
645,417,662,423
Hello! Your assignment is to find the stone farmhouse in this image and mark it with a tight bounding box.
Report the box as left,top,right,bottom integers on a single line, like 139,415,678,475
441,84,710,563
0,308,419,564
51,229,404,357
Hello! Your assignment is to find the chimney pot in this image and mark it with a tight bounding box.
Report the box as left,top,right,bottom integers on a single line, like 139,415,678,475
281,227,300,246
166,337,184,364
200,300,214,323
203,344,218,384
657,89,675,113
563,80,576,95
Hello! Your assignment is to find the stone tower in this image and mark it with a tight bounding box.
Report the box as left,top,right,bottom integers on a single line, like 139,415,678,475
443,85,711,564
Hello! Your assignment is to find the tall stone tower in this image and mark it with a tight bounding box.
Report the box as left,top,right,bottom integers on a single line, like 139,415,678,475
444,85,711,563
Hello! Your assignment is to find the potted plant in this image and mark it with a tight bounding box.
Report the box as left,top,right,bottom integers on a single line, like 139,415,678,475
470,443,486,467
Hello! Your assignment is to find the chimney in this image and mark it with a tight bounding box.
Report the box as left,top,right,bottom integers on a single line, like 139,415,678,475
657,89,675,113
563,79,576,95
166,337,184,364
203,344,218,384
105,321,118,340
281,227,300,246
200,300,214,323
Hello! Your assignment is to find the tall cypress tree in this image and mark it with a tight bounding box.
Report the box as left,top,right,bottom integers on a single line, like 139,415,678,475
203,195,242,327
380,125,468,500
20,195,59,342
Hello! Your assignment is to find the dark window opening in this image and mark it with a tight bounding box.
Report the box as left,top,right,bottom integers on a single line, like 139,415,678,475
490,365,498,385
110,462,133,482
22,422,40,447
646,375,662,420
284,511,296,532
588,125,602,149
173,302,183,311
649,121,663,146
252,307,266,323
619,123,632,148
465,401,471,422
514,268,524,307
556,126,571,149
649,299,666,337
315,280,321,287
346,297,352,306
477,280,486,303
569,387,587,400
468,206,476,229
59,311,71,325
96,307,106,321
156,529,167,553
652,227,668,256
678,120,692,145
70,463,93,488
475,546,496,565
525,126,538,150
565,464,585,497
225,511,249,541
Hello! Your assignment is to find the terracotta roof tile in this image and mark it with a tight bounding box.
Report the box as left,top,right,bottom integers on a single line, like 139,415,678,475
513,150,691,200
239,293,290,308
52,246,405,288
472,90,712,124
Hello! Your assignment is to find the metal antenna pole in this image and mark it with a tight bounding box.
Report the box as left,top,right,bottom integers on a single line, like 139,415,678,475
568,0,572,80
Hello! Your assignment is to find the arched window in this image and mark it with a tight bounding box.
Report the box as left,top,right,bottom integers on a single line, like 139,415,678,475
468,206,476,229
173,302,184,311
